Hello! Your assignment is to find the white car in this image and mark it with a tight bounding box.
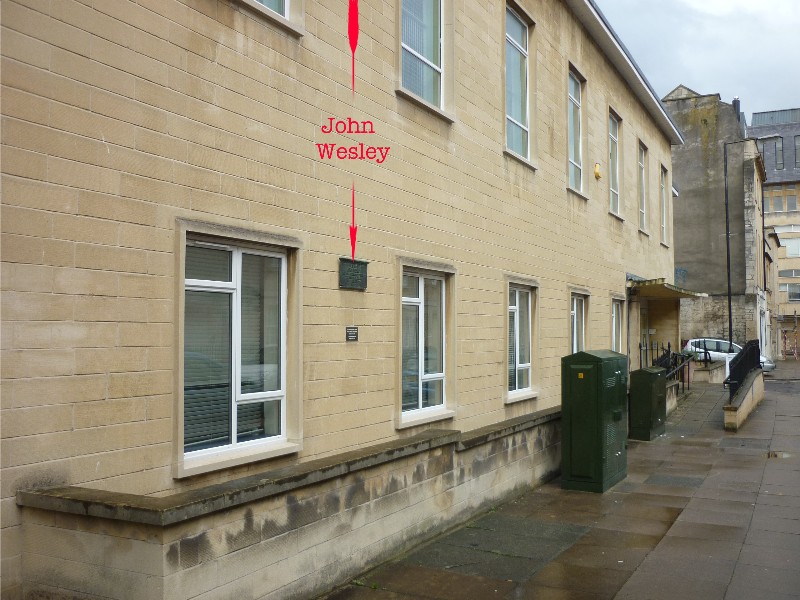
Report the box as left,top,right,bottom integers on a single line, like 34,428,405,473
683,338,776,372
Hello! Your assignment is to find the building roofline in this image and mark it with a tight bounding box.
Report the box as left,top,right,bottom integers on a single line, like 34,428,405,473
567,0,684,145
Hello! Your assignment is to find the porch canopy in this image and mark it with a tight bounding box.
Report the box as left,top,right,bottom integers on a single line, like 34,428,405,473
627,278,708,299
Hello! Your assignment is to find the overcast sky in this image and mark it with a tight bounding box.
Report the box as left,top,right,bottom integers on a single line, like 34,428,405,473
593,0,800,122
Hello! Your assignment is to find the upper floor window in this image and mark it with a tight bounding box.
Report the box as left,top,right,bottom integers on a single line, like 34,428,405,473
776,137,784,170
184,241,286,456
568,71,583,191
402,271,446,412
795,136,800,168
788,196,798,212
638,142,648,231
506,8,529,158
402,0,442,107
508,286,532,392
774,196,784,212
609,113,620,214
660,166,668,243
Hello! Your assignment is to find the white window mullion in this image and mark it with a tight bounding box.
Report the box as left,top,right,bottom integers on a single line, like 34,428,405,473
417,276,424,410
231,250,242,444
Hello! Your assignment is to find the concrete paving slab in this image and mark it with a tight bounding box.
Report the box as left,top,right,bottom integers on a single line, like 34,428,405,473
319,375,800,600
729,563,800,596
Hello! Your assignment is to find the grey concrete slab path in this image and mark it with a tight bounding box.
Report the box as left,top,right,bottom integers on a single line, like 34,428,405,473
320,360,800,600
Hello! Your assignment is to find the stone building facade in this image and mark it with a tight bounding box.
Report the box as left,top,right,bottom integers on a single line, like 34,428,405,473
1,1,682,597
750,109,800,357
663,86,775,356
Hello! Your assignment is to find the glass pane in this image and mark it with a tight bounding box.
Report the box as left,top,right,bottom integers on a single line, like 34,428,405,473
184,291,231,452
788,196,797,211
519,291,530,364
508,310,516,391
186,245,231,282
402,303,420,411
402,0,441,65
422,379,443,408
507,120,528,158
509,288,517,309
609,137,619,193
506,9,527,50
256,0,285,14
610,190,619,214
569,163,581,190
569,100,581,167
517,367,530,390
237,400,280,443
241,254,282,394
402,49,441,106
568,73,580,103
403,273,419,298
505,41,527,126
423,278,443,375
609,114,618,138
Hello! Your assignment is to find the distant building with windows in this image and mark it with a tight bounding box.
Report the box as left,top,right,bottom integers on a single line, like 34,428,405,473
749,109,800,355
662,86,777,358
2,1,689,598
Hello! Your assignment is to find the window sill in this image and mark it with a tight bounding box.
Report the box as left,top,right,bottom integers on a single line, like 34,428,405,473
396,407,455,430
176,439,302,479
609,211,624,222
505,389,539,405
566,187,591,202
235,0,305,38
638,228,650,237
660,241,670,249
395,87,456,124
504,150,538,172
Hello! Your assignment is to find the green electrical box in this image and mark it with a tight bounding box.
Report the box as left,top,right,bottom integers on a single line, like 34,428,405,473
629,367,667,441
561,350,628,493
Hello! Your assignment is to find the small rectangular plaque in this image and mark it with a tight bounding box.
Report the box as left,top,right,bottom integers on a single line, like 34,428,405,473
345,326,358,342
339,258,368,290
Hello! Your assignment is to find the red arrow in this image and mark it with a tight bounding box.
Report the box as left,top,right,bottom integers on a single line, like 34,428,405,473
348,0,359,93
349,182,358,260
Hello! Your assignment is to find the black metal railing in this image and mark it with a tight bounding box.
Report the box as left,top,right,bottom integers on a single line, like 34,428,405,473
724,339,761,401
642,342,691,394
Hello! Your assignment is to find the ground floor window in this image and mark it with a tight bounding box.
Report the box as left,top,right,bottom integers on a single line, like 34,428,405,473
612,299,624,352
183,240,286,455
508,286,532,391
570,294,586,353
402,271,445,412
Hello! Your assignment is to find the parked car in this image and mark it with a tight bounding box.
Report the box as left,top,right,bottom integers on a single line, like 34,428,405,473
682,338,776,372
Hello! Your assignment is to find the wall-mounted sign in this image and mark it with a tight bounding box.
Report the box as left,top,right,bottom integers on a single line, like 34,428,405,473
339,258,368,290
345,326,358,342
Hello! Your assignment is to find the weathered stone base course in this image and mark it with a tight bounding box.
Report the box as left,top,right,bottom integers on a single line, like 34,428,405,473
18,410,561,600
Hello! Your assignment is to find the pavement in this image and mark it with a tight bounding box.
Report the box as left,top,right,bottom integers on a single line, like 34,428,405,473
320,359,800,600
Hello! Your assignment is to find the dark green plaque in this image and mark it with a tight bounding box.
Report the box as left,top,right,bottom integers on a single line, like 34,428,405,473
339,258,368,290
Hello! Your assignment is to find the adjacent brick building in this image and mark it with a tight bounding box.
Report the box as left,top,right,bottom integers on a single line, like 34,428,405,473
1,1,684,597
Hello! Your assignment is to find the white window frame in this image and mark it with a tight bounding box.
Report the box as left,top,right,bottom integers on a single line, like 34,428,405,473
612,299,624,353
401,0,444,107
570,294,586,353
401,271,446,413
638,142,648,231
609,112,620,214
505,7,529,159
788,283,800,302
254,0,287,17
568,71,583,191
183,240,288,461
660,166,668,243
786,238,800,257
508,286,532,393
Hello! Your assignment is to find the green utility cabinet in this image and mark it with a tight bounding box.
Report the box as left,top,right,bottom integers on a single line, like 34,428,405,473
629,367,666,441
561,350,628,492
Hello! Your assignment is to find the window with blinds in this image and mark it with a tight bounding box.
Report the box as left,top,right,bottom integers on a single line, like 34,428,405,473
401,0,442,106
183,241,286,455
508,287,532,392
